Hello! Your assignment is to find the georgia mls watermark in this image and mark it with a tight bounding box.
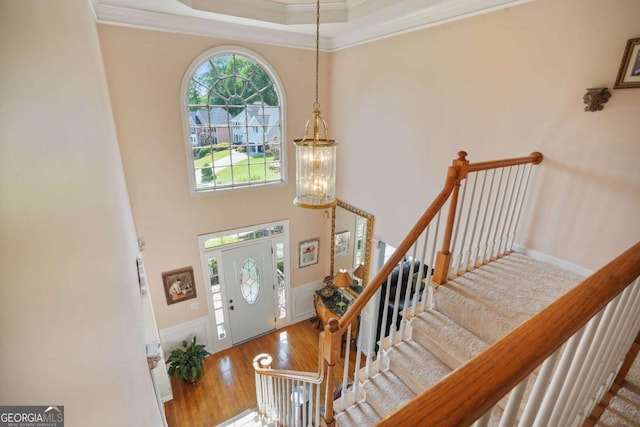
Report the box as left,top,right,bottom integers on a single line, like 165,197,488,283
0,406,64,427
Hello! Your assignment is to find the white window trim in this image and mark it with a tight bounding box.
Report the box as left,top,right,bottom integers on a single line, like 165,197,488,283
180,45,288,196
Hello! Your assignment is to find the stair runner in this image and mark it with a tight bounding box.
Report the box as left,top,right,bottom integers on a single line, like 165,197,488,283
597,353,640,427
335,252,583,426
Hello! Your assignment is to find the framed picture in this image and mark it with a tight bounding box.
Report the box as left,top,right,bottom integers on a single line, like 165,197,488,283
162,266,197,305
614,37,640,89
334,230,350,258
299,238,319,268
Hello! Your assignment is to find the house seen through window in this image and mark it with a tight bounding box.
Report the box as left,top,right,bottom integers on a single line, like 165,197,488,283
183,47,284,192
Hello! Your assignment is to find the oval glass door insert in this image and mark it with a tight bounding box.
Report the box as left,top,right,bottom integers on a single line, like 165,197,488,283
240,257,261,304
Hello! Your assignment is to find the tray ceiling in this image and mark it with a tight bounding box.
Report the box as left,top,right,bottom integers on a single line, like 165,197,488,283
93,0,533,50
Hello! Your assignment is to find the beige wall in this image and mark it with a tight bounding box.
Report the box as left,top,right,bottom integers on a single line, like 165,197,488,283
0,1,162,425
330,0,640,271
97,26,331,329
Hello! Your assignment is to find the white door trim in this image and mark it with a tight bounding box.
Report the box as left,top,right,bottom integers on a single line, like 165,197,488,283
197,220,290,354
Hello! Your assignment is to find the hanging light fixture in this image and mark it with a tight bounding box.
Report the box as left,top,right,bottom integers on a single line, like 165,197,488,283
293,0,338,209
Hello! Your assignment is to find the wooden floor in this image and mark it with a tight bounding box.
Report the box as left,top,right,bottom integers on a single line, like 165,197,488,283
164,318,361,427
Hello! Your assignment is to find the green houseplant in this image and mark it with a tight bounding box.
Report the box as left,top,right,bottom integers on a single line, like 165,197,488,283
166,336,211,384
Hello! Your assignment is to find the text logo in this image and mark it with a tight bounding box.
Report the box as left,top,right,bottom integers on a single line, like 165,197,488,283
0,405,64,427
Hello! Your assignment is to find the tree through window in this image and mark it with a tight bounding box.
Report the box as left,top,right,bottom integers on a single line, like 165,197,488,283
183,48,284,192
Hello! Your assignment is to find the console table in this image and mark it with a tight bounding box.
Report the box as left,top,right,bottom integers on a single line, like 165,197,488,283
313,288,359,355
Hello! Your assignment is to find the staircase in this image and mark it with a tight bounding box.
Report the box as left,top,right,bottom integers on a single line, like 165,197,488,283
597,354,640,427
336,252,584,426
253,151,640,427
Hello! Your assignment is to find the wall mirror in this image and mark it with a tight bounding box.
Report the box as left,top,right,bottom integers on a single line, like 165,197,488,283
330,200,374,294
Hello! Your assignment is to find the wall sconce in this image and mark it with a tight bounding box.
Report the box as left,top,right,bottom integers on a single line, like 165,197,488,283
583,88,611,112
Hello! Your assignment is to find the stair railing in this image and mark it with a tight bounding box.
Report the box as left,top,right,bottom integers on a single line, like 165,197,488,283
253,335,326,426
378,241,640,427
322,151,544,425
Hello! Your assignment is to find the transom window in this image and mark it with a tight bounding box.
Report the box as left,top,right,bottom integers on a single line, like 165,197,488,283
182,47,285,193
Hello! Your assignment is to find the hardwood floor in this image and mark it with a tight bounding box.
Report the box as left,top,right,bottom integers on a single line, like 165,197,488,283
164,318,361,427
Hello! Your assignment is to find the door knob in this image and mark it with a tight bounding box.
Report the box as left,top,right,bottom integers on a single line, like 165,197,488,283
230,306,234,310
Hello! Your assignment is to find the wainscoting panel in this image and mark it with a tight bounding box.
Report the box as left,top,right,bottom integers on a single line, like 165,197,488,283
159,316,213,357
290,279,323,325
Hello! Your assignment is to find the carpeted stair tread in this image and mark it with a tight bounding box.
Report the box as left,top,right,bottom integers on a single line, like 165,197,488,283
434,252,582,343
334,401,381,427
595,352,640,427
624,353,640,394
386,338,452,394
362,370,415,418
597,405,640,427
411,309,489,370
598,383,640,427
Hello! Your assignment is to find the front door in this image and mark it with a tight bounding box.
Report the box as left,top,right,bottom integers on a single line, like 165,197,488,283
222,240,276,344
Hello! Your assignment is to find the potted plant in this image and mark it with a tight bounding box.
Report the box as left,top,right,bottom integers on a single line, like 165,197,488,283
166,336,211,384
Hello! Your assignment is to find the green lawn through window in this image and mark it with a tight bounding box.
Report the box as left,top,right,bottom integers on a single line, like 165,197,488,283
193,148,232,169
215,154,281,184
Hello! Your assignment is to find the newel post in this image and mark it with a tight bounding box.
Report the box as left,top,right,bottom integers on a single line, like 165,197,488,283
321,318,341,427
432,151,469,286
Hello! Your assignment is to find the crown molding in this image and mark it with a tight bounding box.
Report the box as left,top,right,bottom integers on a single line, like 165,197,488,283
329,0,534,50
94,0,533,52
95,4,326,50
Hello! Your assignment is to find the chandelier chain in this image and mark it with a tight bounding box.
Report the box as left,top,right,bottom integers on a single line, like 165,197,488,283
315,0,320,108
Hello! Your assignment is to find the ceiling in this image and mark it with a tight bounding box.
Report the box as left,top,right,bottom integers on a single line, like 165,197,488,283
93,0,532,51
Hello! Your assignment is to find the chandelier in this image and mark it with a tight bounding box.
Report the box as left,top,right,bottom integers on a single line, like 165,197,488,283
293,0,337,209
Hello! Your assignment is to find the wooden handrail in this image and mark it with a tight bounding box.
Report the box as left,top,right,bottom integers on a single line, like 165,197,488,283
320,151,546,426
337,168,458,330
253,331,326,384
336,151,543,332
465,151,542,174
377,241,640,427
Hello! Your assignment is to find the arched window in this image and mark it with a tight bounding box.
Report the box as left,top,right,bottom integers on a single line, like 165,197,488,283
181,47,285,193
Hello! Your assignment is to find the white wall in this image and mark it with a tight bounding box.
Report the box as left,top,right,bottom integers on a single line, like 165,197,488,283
0,1,163,425
330,0,640,271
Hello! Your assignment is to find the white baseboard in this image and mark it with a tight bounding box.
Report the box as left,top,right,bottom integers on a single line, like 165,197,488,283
290,279,323,324
514,245,594,278
158,281,322,356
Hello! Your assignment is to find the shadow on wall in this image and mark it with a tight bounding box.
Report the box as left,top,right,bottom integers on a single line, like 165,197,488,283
520,157,640,268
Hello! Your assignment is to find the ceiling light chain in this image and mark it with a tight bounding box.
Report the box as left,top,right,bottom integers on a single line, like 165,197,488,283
293,0,338,209
315,0,320,107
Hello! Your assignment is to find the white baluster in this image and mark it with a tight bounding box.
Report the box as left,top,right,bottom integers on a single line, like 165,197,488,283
518,348,561,427
476,169,496,266
449,177,468,278
490,167,511,260
532,326,586,427
500,164,524,255
508,163,533,252
458,172,479,275
466,170,488,272
499,376,529,427
547,309,604,426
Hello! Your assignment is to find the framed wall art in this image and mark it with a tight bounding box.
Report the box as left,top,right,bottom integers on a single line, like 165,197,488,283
162,266,197,305
334,230,350,258
614,37,640,89
299,238,319,268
